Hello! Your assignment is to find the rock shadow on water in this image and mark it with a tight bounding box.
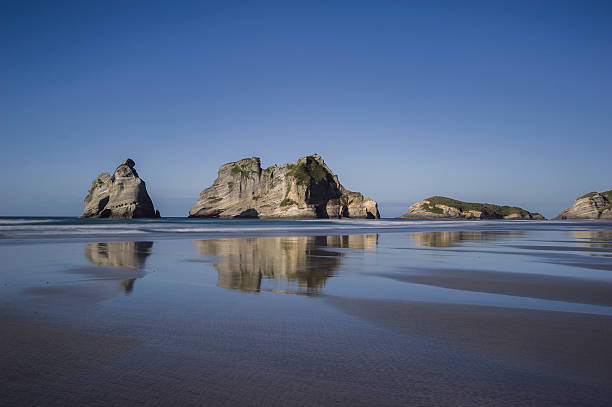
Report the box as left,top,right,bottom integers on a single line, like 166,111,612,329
23,241,153,304
193,234,378,295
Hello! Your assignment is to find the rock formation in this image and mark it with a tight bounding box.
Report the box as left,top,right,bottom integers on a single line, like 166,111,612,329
398,196,544,220
189,154,379,219
554,190,612,220
82,158,160,218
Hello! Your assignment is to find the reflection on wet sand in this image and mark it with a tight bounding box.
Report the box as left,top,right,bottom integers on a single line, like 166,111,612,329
121,278,137,294
82,241,153,294
410,231,522,247
194,234,377,295
570,231,612,249
25,241,153,301
83,241,153,294
84,241,154,270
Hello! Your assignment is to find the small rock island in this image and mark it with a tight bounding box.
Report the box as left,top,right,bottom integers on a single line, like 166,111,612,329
398,196,544,220
554,190,612,220
189,154,379,219
82,158,160,218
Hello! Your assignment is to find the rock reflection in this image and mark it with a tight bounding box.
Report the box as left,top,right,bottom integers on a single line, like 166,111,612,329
570,231,612,249
85,241,153,270
410,231,522,247
84,241,153,293
121,278,137,293
194,234,377,295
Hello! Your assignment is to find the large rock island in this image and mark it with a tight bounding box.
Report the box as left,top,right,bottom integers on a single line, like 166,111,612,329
554,190,612,220
398,196,544,220
189,154,379,219
82,158,160,218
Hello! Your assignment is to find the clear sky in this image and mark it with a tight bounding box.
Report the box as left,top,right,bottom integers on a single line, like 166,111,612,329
1,1,611,218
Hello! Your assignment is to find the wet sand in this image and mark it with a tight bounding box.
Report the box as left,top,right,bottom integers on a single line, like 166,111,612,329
372,267,612,306
326,297,612,390
0,312,140,406
2,298,612,407
20,266,146,305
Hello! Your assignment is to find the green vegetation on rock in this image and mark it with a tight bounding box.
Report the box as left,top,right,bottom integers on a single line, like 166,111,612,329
230,165,251,179
287,160,328,186
280,198,298,207
600,190,612,202
421,202,444,214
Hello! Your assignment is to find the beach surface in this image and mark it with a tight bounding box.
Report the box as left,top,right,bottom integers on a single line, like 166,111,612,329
1,218,612,406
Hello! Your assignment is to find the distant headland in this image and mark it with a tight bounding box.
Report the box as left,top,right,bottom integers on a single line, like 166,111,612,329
397,196,544,220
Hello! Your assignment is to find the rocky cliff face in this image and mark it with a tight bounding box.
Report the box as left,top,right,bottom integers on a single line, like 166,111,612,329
189,154,380,219
398,196,544,220
82,158,160,218
554,190,612,220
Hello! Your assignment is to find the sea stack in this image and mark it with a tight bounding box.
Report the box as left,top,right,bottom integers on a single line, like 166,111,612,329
189,154,379,219
554,190,612,220
398,196,544,220
82,158,160,218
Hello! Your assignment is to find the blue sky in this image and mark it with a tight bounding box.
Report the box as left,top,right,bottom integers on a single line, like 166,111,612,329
1,1,611,217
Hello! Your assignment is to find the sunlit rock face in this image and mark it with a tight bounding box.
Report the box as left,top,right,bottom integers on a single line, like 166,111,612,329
82,158,160,218
189,154,379,219
409,231,523,247
555,190,612,220
84,241,153,270
194,234,378,294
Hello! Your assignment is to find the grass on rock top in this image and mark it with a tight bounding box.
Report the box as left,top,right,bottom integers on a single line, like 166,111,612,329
280,198,298,207
287,160,329,186
231,165,258,180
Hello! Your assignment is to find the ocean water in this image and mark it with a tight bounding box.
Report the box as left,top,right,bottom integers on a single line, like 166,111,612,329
2,215,612,240
1,217,612,406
